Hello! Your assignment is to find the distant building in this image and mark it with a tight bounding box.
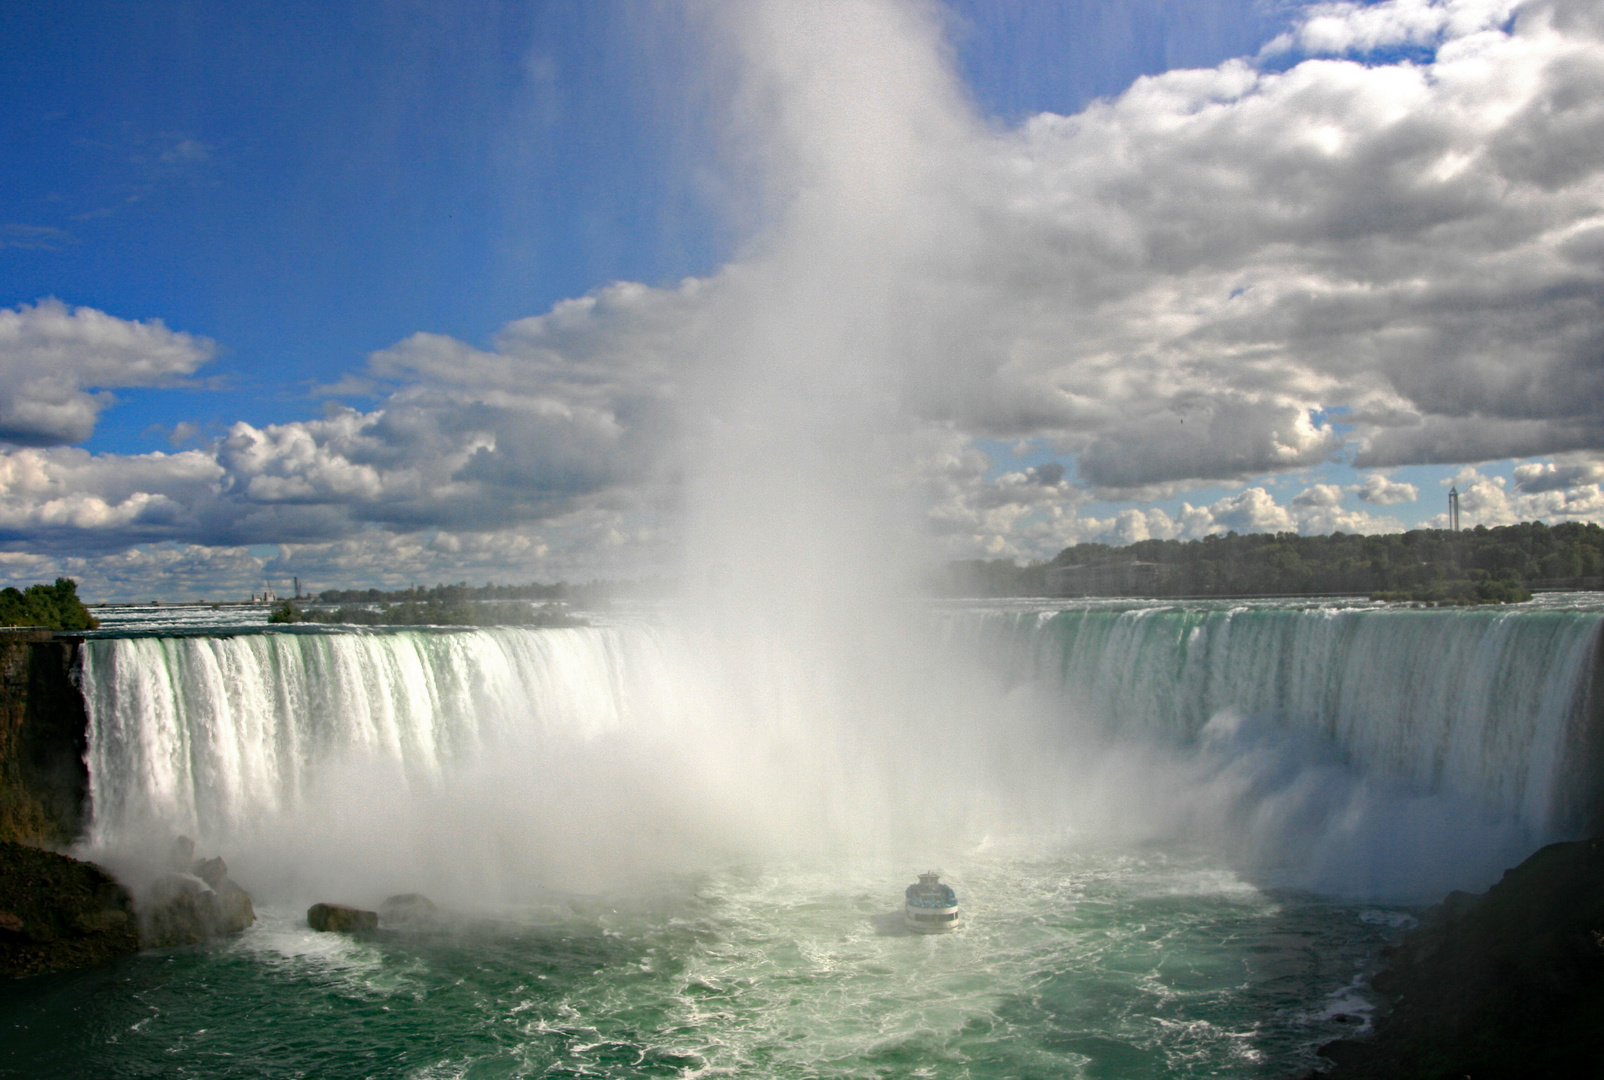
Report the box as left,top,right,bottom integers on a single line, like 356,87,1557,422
1046,561,1163,597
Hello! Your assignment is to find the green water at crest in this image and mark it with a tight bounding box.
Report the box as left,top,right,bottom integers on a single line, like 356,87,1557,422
0,845,1407,1079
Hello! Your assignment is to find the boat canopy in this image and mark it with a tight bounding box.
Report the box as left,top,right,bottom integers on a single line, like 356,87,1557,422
905,871,957,908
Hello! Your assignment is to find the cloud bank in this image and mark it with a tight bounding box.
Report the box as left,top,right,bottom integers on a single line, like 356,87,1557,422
5,0,1604,595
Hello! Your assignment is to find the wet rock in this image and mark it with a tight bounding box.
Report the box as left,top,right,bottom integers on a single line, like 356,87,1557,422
1314,837,1604,1079
0,839,138,977
209,874,255,934
141,873,218,947
307,903,377,933
191,855,228,887
378,893,438,927
0,633,90,848
138,852,255,948
184,854,253,933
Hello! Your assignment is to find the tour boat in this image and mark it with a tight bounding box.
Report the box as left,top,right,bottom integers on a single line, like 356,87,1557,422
904,870,960,933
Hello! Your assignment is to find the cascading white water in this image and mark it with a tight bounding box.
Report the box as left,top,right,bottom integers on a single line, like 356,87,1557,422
76,598,1604,902
77,617,1011,899
81,626,676,850
952,600,1604,839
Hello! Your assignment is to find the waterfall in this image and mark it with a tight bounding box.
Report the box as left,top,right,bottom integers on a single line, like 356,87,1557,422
78,619,981,894
80,626,677,851
955,601,1604,837
75,600,1604,900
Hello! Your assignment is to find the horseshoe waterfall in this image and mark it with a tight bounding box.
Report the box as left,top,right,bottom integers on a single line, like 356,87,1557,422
10,596,1603,1079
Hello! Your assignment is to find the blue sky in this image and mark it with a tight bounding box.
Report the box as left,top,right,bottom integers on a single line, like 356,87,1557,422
5,0,1281,450
3,0,1602,599
3,1,719,441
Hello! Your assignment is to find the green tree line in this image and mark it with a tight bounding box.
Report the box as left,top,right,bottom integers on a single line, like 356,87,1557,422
939,521,1604,602
317,580,565,604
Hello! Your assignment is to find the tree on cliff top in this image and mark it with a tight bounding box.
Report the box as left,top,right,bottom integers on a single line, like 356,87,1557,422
0,578,98,631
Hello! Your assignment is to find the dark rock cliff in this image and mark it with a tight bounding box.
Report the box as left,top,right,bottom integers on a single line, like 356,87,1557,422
0,631,89,848
0,839,139,977
1311,837,1604,1079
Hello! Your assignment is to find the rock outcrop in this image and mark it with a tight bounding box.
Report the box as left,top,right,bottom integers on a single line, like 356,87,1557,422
0,631,89,847
138,848,256,948
307,902,378,933
1315,837,1604,1079
378,892,438,927
0,839,139,977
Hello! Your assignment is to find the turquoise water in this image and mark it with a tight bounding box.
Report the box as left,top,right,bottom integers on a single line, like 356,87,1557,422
1,845,1405,1079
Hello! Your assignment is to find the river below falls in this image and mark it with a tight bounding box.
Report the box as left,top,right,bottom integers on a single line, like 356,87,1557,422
0,841,1412,1079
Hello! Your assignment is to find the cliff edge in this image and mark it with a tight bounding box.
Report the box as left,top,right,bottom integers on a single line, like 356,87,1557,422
0,631,89,848
1314,837,1604,1079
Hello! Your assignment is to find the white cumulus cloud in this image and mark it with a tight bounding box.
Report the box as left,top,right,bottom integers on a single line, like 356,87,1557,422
0,299,215,446
1357,473,1420,504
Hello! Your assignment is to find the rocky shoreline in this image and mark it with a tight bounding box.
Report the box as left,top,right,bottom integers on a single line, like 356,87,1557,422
1309,837,1604,1079
0,837,256,978
0,840,138,978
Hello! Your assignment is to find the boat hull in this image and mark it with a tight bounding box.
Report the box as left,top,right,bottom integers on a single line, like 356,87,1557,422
904,904,960,933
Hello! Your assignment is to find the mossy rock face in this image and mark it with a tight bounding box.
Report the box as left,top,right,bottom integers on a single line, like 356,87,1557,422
307,902,378,933
0,840,139,978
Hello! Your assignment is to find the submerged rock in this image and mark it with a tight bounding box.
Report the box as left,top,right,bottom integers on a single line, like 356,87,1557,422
307,903,378,933
1314,837,1604,1079
378,893,438,927
0,839,139,977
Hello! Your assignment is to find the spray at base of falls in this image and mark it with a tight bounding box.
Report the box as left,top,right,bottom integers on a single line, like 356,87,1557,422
77,599,1604,905
953,600,1604,829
